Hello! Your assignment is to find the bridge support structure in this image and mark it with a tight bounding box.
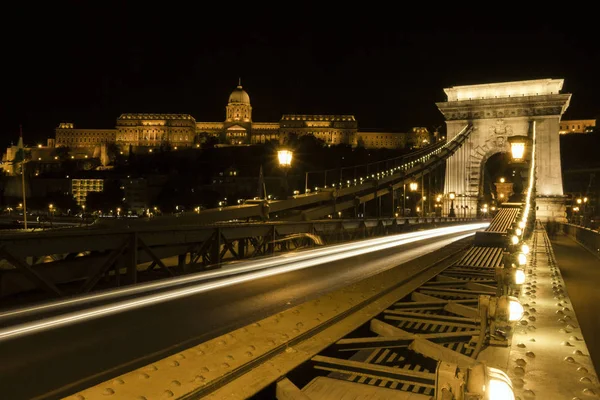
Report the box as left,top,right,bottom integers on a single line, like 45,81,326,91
437,79,571,223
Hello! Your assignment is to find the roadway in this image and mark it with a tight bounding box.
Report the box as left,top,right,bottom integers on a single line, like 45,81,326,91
0,226,482,400
550,232,600,375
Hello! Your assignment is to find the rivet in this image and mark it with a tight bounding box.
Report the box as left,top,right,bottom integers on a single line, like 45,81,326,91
228,333,235,339
176,354,185,359
136,397,148,400
169,361,180,367
281,333,289,339
268,340,276,346
529,308,537,313
580,377,592,383
102,388,115,396
218,340,226,345
516,358,527,366
146,365,158,372
520,320,529,326
583,388,597,396
285,347,297,353
246,351,253,357
527,325,536,331
113,379,125,385
573,350,584,356
138,373,150,379
563,307,571,312
528,316,536,322
564,356,575,363
523,311,530,316
562,341,573,347
196,349,205,356
526,351,535,358
75,395,85,400
253,322,261,327
570,336,582,341
514,366,525,376
201,367,210,373
222,362,230,368
578,367,589,373
522,389,535,399
248,345,256,351
556,310,564,315
292,328,299,334
517,343,526,348
171,380,181,387
296,322,304,329
529,338,536,342
513,378,525,388
194,375,206,384
162,390,174,398
226,355,234,361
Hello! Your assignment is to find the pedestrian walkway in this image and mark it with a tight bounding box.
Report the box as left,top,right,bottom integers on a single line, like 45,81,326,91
507,222,599,399
551,232,600,374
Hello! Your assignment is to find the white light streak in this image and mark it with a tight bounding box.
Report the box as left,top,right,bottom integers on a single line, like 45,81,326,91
0,224,486,342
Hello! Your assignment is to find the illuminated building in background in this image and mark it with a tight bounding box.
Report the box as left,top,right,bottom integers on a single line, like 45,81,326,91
72,179,104,206
559,119,595,134
37,81,428,153
55,123,117,147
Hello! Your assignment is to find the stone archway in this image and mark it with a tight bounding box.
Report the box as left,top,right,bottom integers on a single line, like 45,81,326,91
437,79,571,222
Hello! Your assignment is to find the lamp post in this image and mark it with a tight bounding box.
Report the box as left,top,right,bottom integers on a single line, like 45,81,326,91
448,192,456,217
277,148,293,200
409,182,418,217
508,135,532,201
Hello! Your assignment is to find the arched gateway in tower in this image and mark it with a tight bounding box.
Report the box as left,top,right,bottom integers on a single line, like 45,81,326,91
436,79,571,222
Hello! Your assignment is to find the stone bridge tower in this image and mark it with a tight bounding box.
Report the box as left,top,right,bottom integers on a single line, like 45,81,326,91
436,79,571,222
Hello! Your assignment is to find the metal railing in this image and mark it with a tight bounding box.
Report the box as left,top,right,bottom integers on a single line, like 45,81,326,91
557,223,600,259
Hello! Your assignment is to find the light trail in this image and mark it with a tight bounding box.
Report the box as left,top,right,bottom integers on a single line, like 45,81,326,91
0,223,487,322
0,224,485,342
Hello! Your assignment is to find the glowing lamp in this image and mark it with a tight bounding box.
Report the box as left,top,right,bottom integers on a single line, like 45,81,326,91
409,182,418,191
449,192,456,200
517,253,527,266
521,243,530,255
277,149,293,168
511,235,519,245
514,269,526,285
508,135,531,162
487,367,516,400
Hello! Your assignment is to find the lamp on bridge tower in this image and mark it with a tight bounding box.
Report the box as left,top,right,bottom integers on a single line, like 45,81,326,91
448,192,456,218
508,135,533,202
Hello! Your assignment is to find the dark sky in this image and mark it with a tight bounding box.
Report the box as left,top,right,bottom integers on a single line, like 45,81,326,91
2,6,599,147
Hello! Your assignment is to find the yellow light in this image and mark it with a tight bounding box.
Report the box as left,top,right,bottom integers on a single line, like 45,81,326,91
449,192,456,200
583,197,588,203
500,177,505,183
515,269,526,285
38,144,42,148
508,299,524,321
499,193,505,199
517,253,527,266
174,146,178,150
518,221,525,229
521,243,530,255
49,204,54,209
410,182,418,191
511,236,519,245
511,142,525,160
577,198,582,204
436,196,442,202
488,378,515,400
515,228,522,236
149,149,153,153
277,149,293,167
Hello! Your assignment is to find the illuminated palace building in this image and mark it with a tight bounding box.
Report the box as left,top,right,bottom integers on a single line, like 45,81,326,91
51,82,431,152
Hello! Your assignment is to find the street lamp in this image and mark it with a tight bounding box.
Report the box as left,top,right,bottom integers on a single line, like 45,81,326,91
508,136,531,162
448,192,456,217
409,182,418,217
277,148,293,199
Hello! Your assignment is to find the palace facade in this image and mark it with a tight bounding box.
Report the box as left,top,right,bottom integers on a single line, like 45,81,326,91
52,82,427,152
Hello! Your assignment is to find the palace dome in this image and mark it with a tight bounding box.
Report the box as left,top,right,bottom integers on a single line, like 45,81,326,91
228,84,250,104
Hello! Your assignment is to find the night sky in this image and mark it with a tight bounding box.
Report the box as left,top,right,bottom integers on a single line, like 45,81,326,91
2,7,599,148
